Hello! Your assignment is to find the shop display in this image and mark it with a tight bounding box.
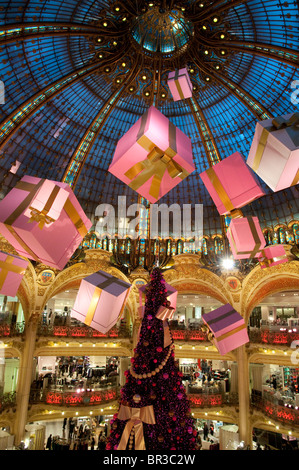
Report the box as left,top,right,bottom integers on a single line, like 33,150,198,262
0,251,28,297
108,105,195,203
227,216,266,259
167,68,193,101
71,270,131,334
0,175,92,270
247,112,299,192
202,304,249,355
200,152,265,217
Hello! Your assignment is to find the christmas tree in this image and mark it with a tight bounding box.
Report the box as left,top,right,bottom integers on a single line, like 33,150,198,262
107,268,198,451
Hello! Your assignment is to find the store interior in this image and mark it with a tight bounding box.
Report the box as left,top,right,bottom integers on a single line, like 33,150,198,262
0,289,299,450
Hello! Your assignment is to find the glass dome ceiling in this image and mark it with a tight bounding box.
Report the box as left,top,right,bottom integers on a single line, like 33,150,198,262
0,0,298,240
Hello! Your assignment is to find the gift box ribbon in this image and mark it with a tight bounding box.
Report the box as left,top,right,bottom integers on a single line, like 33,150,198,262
0,254,26,290
252,113,299,186
117,404,156,450
156,305,174,348
171,69,191,100
4,179,89,261
202,320,247,344
258,248,288,268
205,166,238,215
124,109,189,200
84,274,131,327
227,216,263,259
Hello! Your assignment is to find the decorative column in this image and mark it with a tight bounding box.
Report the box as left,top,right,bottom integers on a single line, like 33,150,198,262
236,345,251,447
13,314,39,446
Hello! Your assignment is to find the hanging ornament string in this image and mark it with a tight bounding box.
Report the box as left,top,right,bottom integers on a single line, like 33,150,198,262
129,343,175,379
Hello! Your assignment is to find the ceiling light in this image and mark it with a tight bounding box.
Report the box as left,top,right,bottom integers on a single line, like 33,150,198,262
221,258,235,270
103,22,108,27
213,17,219,23
220,34,225,39
202,25,207,30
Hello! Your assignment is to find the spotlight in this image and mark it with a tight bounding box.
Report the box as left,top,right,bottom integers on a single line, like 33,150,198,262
221,258,235,270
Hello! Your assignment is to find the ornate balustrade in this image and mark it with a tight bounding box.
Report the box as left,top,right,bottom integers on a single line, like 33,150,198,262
0,321,25,337
252,395,299,427
249,328,299,347
37,324,132,339
29,386,119,407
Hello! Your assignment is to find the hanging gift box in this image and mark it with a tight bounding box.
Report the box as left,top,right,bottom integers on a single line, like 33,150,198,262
258,245,288,269
227,216,266,260
0,175,92,270
138,280,177,311
0,251,28,297
202,303,249,355
200,152,265,217
167,68,193,102
71,271,131,334
247,113,299,192
108,106,195,203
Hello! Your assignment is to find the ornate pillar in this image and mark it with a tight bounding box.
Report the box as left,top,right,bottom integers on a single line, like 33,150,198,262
13,315,39,446
236,345,252,447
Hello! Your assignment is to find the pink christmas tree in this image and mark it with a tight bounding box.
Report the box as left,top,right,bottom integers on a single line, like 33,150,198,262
107,268,198,451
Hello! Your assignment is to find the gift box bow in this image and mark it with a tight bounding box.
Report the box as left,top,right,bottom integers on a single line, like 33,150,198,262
117,404,156,450
27,183,62,230
252,112,299,184
124,110,189,200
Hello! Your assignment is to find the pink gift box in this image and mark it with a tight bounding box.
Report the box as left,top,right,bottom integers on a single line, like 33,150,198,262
108,106,195,203
227,216,266,260
71,271,131,334
138,280,177,311
168,68,193,102
202,303,249,355
258,245,288,269
247,113,299,192
0,251,28,297
200,152,265,216
0,175,92,270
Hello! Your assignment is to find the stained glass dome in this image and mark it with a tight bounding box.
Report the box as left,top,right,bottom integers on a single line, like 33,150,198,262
0,0,298,245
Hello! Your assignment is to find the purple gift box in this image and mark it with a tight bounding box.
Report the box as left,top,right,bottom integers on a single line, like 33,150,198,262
202,304,249,355
71,271,131,334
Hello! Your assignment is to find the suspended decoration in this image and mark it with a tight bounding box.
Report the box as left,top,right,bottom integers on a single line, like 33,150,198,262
71,270,131,334
201,303,249,356
0,251,28,297
200,152,265,218
247,113,299,192
108,105,195,203
0,176,92,270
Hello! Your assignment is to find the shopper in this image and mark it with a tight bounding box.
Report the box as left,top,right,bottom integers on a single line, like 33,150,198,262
46,434,52,450
203,423,209,440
